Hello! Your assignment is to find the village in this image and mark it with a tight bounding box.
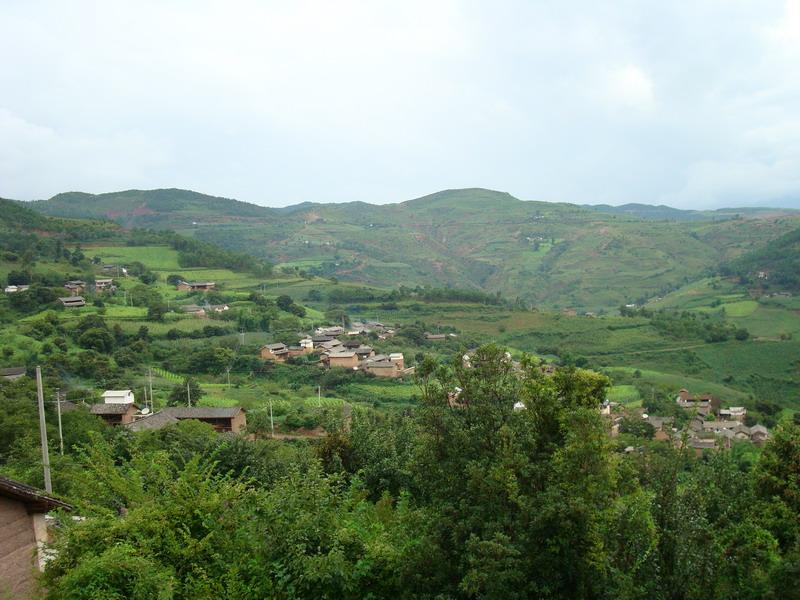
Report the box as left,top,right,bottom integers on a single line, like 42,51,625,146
603,388,770,455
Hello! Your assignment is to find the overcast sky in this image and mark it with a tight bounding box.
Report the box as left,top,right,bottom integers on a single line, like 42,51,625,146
2,1,800,208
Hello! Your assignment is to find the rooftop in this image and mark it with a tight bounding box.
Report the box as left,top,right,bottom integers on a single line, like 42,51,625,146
0,476,72,512
164,406,245,419
90,403,138,415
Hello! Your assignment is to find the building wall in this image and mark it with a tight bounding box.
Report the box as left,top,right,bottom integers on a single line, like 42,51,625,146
121,408,137,425
0,497,38,598
329,355,359,369
230,412,247,434
368,366,399,378
260,348,287,362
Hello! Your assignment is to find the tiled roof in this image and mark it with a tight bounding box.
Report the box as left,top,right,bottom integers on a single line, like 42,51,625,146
0,476,72,512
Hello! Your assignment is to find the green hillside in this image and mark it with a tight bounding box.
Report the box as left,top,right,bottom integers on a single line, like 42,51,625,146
25,187,800,311
722,225,800,291
28,188,275,229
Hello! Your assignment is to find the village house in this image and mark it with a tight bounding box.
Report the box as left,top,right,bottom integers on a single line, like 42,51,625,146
90,402,139,426
162,406,246,433
348,321,387,335
126,410,179,432
0,476,72,598
317,339,344,352
701,420,741,434
353,345,375,359
261,343,289,362
750,425,769,445
181,304,206,318
207,304,229,313
176,280,216,292
58,296,86,308
0,367,26,381
719,406,747,422
361,353,408,378
325,350,359,369
644,415,674,442
93,278,114,292
3,285,29,293
676,389,721,416
687,437,717,455
315,325,345,337
63,280,86,295
425,333,447,341
287,338,314,358
101,389,135,404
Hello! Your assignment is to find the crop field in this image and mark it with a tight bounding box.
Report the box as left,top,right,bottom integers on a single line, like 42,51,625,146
602,367,750,403
86,245,182,270
606,384,641,406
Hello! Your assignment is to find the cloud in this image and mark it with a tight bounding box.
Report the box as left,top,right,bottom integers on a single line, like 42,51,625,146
603,65,656,112
0,108,169,198
0,1,798,208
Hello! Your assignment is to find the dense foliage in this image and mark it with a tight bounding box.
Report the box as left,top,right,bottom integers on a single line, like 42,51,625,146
0,346,793,599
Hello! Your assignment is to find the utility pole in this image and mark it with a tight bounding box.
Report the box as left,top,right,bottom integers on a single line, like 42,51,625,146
55,389,64,456
187,381,192,407
269,400,274,438
36,367,52,493
148,367,154,411
240,329,245,345
226,366,231,388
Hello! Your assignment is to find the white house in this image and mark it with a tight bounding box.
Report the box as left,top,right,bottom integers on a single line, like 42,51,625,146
101,390,135,404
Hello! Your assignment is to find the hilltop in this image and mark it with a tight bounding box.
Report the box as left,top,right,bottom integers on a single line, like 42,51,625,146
22,187,800,310
28,188,275,229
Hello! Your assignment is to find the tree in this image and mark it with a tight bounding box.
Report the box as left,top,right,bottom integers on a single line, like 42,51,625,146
168,378,204,406
7,270,31,285
276,295,294,312
619,417,655,439
147,303,167,322
78,328,114,353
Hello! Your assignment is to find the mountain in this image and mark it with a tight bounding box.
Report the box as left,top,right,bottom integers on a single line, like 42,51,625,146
584,202,799,221
25,187,800,310
28,188,275,230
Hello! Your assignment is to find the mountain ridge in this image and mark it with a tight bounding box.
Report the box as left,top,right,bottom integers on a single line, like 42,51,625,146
19,187,800,310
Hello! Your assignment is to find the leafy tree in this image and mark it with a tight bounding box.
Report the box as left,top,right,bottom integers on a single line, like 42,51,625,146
7,269,31,285
78,328,114,353
276,294,294,312
168,378,204,406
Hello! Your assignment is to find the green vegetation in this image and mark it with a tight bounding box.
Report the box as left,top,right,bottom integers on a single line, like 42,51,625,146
1,189,800,598
25,187,800,311
2,348,799,598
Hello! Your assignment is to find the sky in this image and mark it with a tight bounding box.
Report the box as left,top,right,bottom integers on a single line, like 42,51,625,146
1,1,800,209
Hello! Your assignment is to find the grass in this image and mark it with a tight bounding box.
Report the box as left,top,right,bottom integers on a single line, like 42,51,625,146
607,385,641,405
86,245,182,270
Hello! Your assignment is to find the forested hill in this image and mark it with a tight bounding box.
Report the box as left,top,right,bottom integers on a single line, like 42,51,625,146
723,225,800,291
0,199,272,277
24,187,800,310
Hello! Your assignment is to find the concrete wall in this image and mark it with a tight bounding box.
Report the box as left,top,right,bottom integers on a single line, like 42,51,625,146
0,497,38,599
